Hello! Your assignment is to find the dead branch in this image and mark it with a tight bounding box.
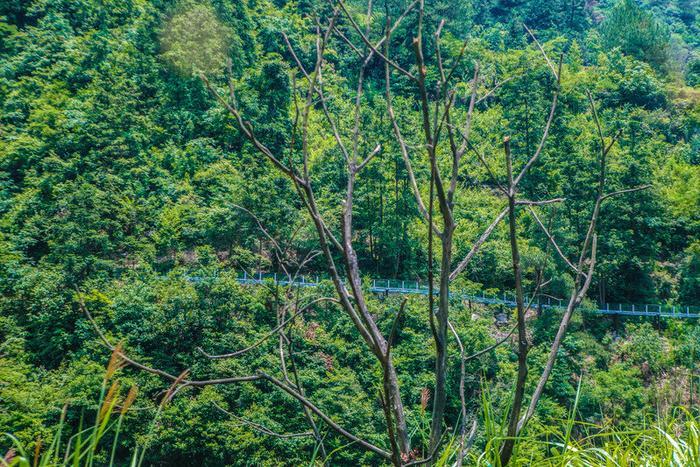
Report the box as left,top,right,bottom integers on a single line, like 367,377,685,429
449,207,509,282
213,402,314,439
515,94,650,435
527,206,579,275
197,297,340,359
260,372,392,460
336,0,417,81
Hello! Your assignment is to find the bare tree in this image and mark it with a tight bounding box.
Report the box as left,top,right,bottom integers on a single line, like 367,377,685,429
197,1,515,461
78,3,649,465
378,1,517,454
194,3,561,464
513,92,650,437
202,6,418,463
489,65,648,464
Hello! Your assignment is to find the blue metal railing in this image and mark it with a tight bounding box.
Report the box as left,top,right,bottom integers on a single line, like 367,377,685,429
224,271,700,319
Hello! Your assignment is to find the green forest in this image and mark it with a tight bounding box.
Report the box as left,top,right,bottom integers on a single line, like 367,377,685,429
1,0,699,465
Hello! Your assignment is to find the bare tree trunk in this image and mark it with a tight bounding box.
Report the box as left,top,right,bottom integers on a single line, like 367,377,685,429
500,138,528,466
385,357,411,456
429,232,453,452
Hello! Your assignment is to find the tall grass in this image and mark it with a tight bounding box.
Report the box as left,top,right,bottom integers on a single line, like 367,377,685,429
2,362,698,466
0,346,158,467
463,377,700,467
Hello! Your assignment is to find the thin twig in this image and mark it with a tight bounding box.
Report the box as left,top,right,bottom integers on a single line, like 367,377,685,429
527,205,579,275
449,207,509,282
336,0,417,81
198,297,340,359
213,402,314,439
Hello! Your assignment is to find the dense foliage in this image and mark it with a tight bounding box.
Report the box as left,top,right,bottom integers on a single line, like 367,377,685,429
0,0,698,465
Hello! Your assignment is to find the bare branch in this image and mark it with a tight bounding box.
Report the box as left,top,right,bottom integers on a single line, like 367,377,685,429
587,89,606,159
282,32,311,80
281,318,327,457
78,292,185,382
260,372,392,460
523,24,559,80
464,325,517,362
475,76,516,105
333,0,420,64
200,74,305,187
447,319,467,465
231,203,291,278
198,297,340,359
434,89,458,145
412,20,452,227
318,68,352,164
515,198,565,206
576,234,597,303
300,12,339,181
336,0,417,81
457,133,507,195
79,291,391,459
384,19,440,236
516,94,636,435
512,62,561,188
290,250,323,283
283,32,352,167
600,184,652,202
604,129,623,156
356,144,381,172
387,298,407,352
500,135,528,466
527,206,579,275
451,64,480,200
443,33,471,84
213,402,314,439
332,26,364,57
449,207,508,282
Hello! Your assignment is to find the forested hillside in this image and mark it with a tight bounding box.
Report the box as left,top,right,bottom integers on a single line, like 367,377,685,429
0,0,699,465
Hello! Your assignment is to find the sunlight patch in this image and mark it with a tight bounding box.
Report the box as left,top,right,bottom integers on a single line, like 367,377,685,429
161,2,232,76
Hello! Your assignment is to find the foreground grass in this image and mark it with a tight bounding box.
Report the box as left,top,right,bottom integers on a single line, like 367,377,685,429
3,411,699,466
464,414,700,466
2,356,698,466
462,378,700,467
1,346,166,467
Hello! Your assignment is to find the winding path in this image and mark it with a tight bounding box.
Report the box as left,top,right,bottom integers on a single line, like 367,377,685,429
232,272,700,319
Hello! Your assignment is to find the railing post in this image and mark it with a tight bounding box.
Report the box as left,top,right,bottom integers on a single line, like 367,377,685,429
244,271,247,281
402,280,405,289
632,304,635,313
274,273,277,283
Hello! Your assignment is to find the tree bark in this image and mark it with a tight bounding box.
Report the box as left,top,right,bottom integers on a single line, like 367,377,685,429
500,138,528,466
428,232,453,453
